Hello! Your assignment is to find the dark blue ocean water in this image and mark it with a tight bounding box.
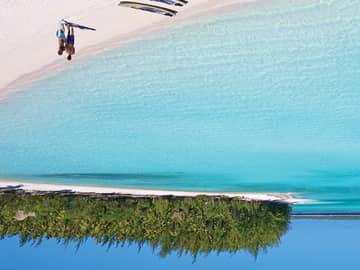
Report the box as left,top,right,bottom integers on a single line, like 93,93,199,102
1,219,359,270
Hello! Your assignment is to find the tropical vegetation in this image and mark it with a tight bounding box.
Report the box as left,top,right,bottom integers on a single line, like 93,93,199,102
0,191,291,258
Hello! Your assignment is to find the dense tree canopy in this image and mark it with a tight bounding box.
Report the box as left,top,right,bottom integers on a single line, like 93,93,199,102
0,191,290,258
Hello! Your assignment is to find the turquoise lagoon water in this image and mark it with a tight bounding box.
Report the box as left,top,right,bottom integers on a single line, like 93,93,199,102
0,0,359,212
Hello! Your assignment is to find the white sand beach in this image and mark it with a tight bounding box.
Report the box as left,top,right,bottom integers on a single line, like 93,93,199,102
0,0,253,100
0,179,311,204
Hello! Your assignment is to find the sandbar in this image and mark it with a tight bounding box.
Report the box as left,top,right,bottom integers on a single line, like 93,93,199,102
0,178,311,204
0,0,253,100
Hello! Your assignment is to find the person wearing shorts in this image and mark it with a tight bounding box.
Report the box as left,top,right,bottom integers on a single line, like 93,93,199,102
56,19,66,55
65,25,75,61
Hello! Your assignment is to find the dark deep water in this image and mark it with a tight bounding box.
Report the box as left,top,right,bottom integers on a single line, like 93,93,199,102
1,219,359,270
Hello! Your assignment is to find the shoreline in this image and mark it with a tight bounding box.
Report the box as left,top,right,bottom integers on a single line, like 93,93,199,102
0,179,310,204
0,0,253,101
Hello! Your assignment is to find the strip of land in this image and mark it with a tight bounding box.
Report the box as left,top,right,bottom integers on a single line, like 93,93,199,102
0,0,252,100
0,179,311,204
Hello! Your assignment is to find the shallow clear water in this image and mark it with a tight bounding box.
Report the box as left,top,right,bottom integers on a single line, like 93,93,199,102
1,219,360,269
0,0,360,212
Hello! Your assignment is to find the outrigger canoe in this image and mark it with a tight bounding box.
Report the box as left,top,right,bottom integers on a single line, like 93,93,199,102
118,1,178,16
149,0,188,7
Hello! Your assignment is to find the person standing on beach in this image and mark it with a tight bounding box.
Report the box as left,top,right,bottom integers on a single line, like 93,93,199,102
56,19,66,55
65,24,75,61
